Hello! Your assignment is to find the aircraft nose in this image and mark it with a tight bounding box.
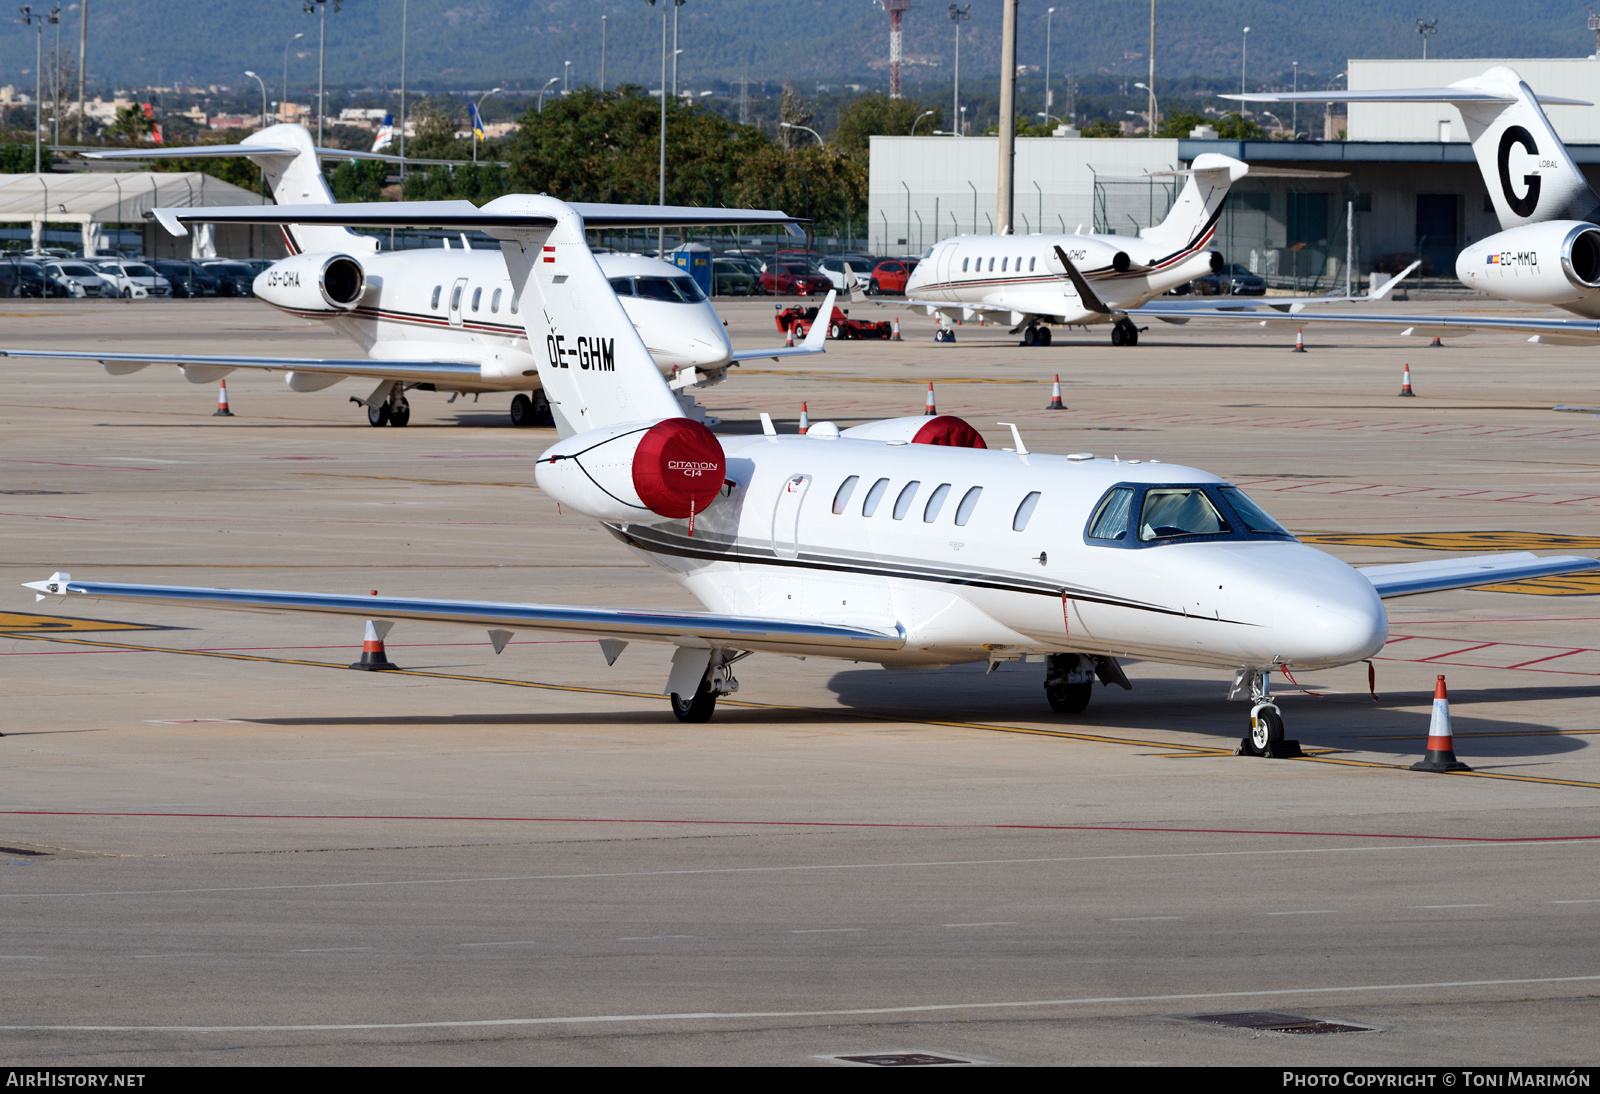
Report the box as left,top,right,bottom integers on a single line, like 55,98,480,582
1271,573,1388,668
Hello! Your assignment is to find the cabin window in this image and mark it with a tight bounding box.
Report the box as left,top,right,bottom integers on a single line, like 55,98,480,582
832,475,860,515
1029,256,1036,272
1087,488,1134,541
954,486,982,526
1138,488,1231,542
861,477,890,517
961,257,969,272
430,285,441,310
491,288,502,313
923,483,951,522
450,284,463,311
892,481,921,520
1013,491,1041,532
510,293,519,314
987,257,995,272
1001,257,1008,272
471,287,482,312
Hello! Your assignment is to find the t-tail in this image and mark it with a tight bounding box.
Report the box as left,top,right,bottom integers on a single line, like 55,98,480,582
1137,153,1249,258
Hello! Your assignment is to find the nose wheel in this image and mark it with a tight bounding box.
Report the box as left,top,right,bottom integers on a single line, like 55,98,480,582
1232,668,1305,758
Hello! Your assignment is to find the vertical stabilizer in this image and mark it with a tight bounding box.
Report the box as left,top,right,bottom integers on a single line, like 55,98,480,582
488,196,684,438
239,124,375,254
1451,67,1600,228
1138,153,1248,256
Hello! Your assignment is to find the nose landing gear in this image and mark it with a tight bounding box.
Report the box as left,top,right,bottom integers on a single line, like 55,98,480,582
1231,668,1305,758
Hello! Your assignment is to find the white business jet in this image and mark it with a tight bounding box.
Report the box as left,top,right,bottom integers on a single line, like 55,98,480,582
24,193,1599,754
1157,67,1600,345
897,153,1395,348
2,124,821,427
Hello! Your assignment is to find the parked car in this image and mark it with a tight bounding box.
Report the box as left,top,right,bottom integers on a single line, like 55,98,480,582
44,260,113,297
818,253,877,291
711,258,756,296
759,261,834,297
776,304,892,341
865,258,918,295
0,259,52,298
92,259,171,298
715,253,767,291
200,260,258,297
1194,263,1265,296
153,259,223,298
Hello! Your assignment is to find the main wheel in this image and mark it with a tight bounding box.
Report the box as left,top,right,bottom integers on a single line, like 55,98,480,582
1037,326,1052,347
509,393,532,427
1020,326,1037,347
1046,680,1093,714
367,403,390,427
1250,707,1286,756
670,682,717,723
1109,323,1126,347
1126,326,1139,347
389,402,411,427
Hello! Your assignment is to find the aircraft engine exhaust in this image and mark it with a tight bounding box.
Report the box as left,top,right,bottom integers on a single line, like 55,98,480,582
535,417,726,523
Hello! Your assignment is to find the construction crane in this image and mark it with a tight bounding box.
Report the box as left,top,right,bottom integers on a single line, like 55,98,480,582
882,0,912,98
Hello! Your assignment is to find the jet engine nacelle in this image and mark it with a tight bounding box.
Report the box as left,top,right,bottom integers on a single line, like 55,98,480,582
1456,221,1600,305
535,417,726,523
253,252,367,313
1054,239,1150,275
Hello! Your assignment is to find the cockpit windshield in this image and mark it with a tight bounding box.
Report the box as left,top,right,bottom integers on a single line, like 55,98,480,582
633,276,707,303
1085,483,1295,547
1219,487,1291,536
1139,488,1230,541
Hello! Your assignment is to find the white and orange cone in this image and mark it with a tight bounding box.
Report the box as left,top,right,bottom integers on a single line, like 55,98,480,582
1430,335,1444,347
923,382,937,416
784,325,795,348
891,316,902,341
350,619,399,671
1046,374,1066,411
213,379,234,417
1398,363,1416,397
1411,675,1470,772
798,402,810,435
1293,327,1307,353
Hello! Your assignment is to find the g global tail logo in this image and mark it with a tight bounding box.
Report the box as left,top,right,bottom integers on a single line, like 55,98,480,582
1499,125,1542,218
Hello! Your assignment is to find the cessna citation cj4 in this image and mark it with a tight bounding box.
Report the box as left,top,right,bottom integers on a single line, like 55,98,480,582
26,193,1600,754
0,124,822,427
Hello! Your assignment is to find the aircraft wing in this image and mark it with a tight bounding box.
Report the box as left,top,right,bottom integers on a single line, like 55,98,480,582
1359,553,1600,599
1120,306,1600,344
727,290,835,361
0,348,484,385
20,573,907,657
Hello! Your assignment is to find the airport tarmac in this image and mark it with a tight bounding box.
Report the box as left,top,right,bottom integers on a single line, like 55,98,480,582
0,296,1597,1066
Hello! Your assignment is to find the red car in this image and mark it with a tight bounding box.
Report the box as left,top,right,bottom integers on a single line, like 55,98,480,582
775,304,892,341
866,258,918,295
760,262,834,296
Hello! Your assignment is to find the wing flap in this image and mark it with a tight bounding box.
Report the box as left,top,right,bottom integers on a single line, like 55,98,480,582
21,575,906,654
1359,552,1600,599
0,348,484,385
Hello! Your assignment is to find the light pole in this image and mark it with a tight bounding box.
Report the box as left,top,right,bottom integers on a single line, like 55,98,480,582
1240,26,1249,99
473,86,501,165
244,70,267,129
302,0,341,148
911,108,935,134
780,121,824,146
282,30,303,125
1044,6,1055,127
1325,69,1346,142
949,4,969,136
1416,18,1438,59
75,0,85,141
536,76,559,113
599,15,606,92
564,60,571,94
398,0,406,177
21,5,45,172
647,0,685,257
1134,81,1157,136
49,2,59,146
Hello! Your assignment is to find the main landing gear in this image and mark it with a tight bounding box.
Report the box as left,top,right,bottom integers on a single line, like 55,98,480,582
1231,667,1305,758
1019,324,1052,347
509,391,552,428
670,651,747,723
1109,317,1141,347
1043,653,1132,715
365,390,411,427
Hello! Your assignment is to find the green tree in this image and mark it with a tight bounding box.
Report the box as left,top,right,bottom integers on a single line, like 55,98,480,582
330,158,390,203
732,144,867,240
777,83,815,150
408,96,473,161
1155,110,1205,138
834,93,941,153
109,103,156,144
1214,112,1267,140
0,143,32,173
1079,118,1122,138
402,161,508,203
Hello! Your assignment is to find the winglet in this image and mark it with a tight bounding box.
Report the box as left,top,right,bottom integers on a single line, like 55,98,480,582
1053,246,1112,314
23,572,72,602
153,208,188,237
1367,260,1421,301
801,291,837,351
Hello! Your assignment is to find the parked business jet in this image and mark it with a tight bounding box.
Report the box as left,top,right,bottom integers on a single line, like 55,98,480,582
24,193,1598,753
1177,67,1600,345
898,153,1380,347
3,124,820,427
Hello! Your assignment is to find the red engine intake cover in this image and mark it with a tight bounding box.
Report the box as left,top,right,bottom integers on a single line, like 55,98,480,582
913,415,988,449
631,417,727,519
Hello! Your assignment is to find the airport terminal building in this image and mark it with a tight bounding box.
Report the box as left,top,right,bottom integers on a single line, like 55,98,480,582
868,58,1600,290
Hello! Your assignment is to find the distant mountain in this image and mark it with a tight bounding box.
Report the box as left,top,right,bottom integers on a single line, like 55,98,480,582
3,0,1595,99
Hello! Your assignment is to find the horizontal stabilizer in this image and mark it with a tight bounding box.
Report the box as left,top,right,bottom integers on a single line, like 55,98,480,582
1359,552,1600,599
1222,90,1591,107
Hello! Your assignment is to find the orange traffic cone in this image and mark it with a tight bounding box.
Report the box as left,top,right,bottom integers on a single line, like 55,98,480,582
1398,364,1416,397
798,402,810,435
784,325,795,347
1046,374,1066,410
1411,675,1470,772
891,316,902,341
923,382,937,416
213,380,234,417
1430,336,1444,347
350,619,399,671
1293,327,1307,353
